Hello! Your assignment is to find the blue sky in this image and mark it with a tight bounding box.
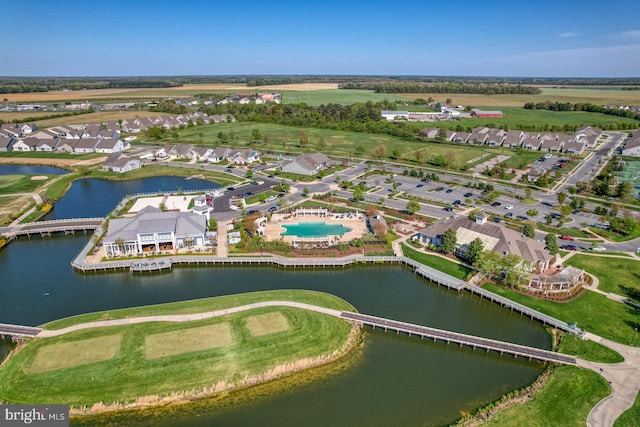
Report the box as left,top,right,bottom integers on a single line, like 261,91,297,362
2,0,639,77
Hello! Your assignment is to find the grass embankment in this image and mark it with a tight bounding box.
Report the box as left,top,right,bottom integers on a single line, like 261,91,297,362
565,255,640,302
536,222,589,238
557,334,623,363
477,366,610,427
616,393,640,427
0,174,51,195
482,283,639,346
0,290,358,410
85,164,239,186
401,243,472,280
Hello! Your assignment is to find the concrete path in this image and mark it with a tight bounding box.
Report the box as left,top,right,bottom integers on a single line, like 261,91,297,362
216,220,230,258
36,301,344,338
578,333,640,427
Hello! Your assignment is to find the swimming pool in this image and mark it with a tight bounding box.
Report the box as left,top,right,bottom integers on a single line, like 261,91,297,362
280,222,352,238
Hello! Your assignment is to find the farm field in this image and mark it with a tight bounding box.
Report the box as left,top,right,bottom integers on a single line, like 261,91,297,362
280,89,412,106
0,290,357,408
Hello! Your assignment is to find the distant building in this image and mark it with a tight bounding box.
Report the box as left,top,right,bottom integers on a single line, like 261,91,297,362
381,110,409,121
281,152,333,176
471,109,503,118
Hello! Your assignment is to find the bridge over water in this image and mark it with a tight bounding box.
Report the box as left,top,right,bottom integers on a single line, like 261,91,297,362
0,218,103,239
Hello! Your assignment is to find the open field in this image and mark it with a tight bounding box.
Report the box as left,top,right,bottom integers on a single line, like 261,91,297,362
0,83,341,103
29,335,122,373
281,89,412,106
0,174,51,195
0,290,357,408
481,366,610,427
565,255,640,301
0,194,33,225
401,86,640,108
246,312,290,337
144,324,233,359
557,334,623,363
167,121,545,170
482,283,640,345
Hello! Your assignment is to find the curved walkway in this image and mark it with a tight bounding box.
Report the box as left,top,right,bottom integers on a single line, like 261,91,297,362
579,333,640,427
36,301,344,338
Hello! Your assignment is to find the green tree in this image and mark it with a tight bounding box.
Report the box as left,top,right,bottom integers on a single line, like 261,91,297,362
557,191,567,205
392,148,401,159
436,128,447,142
406,199,421,215
374,144,388,158
502,255,531,288
352,186,364,201
440,228,457,254
475,250,503,279
616,181,634,201
250,128,262,143
245,169,253,178
545,232,559,255
465,237,484,264
302,187,310,197
522,223,535,238
299,130,309,147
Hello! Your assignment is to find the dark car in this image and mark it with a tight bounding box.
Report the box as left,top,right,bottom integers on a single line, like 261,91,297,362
505,212,513,218
493,217,502,223
464,192,473,197
453,199,461,205
516,215,529,220
226,186,235,191
421,178,430,182
561,244,578,251
435,187,444,191
491,201,502,207
268,206,277,213
443,207,453,212
572,209,580,214
416,184,424,188
446,188,453,193
277,193,285,198
541,202,553,207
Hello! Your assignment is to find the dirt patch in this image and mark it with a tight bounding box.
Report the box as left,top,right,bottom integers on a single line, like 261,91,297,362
144,324,233,360
245,312,290,337
29,334,122,373
31,175,48,180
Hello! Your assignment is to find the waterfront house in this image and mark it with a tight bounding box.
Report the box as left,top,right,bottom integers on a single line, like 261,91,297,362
95,138,127,154
415,215,554,271
103,206,207,258
102,152,141,173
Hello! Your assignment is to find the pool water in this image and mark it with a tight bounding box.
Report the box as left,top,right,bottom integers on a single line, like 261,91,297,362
281,222,352,238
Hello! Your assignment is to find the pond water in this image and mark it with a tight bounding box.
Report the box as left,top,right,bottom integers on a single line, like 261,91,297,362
0,175,551,426
0,164,68,176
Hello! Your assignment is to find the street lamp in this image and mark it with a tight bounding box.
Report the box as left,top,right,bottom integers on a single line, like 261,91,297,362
632,327,638,346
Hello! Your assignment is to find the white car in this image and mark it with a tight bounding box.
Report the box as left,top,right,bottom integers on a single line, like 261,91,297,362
505,204,514,210
590,246,607,252
543,153,553,159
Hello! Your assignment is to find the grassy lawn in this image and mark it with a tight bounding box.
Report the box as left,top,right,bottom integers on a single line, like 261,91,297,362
401,243,472,280
587,226,640,243
536,222,589,238
86,165,239,186
0,174,50,195
0,151,100,160
616,392,640,427
0,290,356,407
281,89,411,106
482,283,640,345
557,334,623,363
481,366,610,427
565,255,640,301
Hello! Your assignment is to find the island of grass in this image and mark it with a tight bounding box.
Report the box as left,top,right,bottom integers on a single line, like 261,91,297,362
0,290,360,414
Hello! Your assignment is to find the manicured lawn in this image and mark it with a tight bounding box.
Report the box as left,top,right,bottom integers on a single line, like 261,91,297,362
615,391,640,427
536,222,589,238
86,165,238,186
557,334,623,363
482,283,640,345
0,174,50,195
401,243,472,280
587,226,640,243
482,366,610,427
0,290,356,407
565,255,640,302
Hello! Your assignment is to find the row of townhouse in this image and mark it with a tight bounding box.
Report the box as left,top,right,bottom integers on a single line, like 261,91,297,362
420,125,603,156
120,113,234,133
156,144,261,164
1,122,121,140
0,136,129,154
621,129,640,157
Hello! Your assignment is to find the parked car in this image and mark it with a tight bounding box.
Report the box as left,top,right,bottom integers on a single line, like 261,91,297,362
543,153,553,159
268,206,277,213
590,246,607,252
559,235,575,241
446,188,453,193
416,184,424,188
493,217,502,223
505,204,514,210
435,186,444,191
443,207,453,212
453,199,461,205
505,212,513,218
516,215,529,220
491,201,502,207
561,244,578,251
464,192,473,197
226,186,235,191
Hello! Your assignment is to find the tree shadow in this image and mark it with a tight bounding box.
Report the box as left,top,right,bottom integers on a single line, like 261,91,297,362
619,285,640,305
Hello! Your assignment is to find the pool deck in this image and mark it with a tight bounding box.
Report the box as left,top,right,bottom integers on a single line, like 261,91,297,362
263,213,368,245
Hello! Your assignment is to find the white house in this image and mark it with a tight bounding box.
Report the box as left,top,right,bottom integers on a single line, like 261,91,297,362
621,138,640,157
102,153,142,173
381,110,409,121
95,138,127,154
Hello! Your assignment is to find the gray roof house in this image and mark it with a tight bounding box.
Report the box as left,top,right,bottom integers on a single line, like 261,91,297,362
281,152,333,176
563,140,586,156
503,130,524,148
415,215,554,271
103,206,207,258
522,136,542,150
102,153,141,173
621,138,640,157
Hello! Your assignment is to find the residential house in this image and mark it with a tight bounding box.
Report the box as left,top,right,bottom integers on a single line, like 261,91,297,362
451,132,470,143
621,138,640,157
485,134,505,146
95,138,127,154
73,138,99,153
9,138,32,151
102,206,207,258
102,152,142,173
56,140,78,153
539,136,563,153
192,146,213,162
521,135,542,150
281,152,333,176
563,140,586,156
419,127,439,139
0,138,13,151
503,130,524,148
469,132,488,145
191,195,212,221
415,215,554,271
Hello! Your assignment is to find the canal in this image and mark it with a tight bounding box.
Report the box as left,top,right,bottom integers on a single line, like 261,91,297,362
0,171,551,426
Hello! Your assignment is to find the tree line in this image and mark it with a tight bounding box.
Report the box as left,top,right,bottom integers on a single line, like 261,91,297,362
524,101,640,121
339,82,541,95
0,78,182,93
